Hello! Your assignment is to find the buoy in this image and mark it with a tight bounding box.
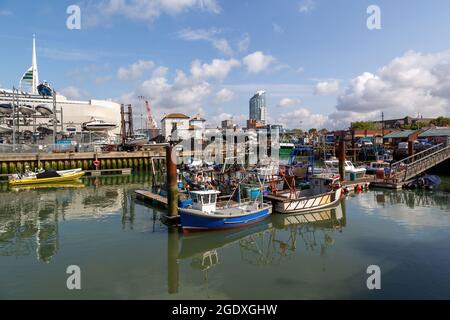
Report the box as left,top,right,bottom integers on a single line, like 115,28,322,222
355,184,363,192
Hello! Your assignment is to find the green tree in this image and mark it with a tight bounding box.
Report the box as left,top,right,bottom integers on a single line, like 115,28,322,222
431,116,450,127
351,121,378,130
308,128,317,135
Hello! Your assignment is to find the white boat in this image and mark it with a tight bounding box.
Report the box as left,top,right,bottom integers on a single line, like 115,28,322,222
324,159,366,180
19,105,36,116
265,176,342,214
36,104,53,116
0,124,13,133
82,118,117,131
0,103,13,114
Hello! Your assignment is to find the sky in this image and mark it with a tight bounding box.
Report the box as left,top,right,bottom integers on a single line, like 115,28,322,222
0,0,450,130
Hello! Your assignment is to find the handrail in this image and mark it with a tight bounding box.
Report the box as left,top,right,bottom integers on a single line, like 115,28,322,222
392,145,450,181
391,143,444,169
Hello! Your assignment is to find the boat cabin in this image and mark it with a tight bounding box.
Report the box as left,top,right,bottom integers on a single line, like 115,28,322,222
190,190,221,213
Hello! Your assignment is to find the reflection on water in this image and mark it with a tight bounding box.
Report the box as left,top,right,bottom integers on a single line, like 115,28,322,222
1,176,450,299
0,175,153,263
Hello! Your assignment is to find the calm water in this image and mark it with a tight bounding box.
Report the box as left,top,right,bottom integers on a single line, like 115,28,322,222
0,175,450,299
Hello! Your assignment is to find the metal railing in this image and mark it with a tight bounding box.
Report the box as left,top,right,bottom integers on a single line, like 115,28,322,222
390,143,450,182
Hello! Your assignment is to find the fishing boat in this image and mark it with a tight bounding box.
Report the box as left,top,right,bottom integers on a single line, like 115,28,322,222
179,190,272,232
37,81,53,97
264,176,342,214
35,104,53,116
19,105,36,116
82,118,117,131
0,103,13,114
9,168,85,186
0,124,12,133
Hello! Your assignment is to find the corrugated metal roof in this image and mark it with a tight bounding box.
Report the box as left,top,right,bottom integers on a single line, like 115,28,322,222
418,128,450,137
383,130,416,138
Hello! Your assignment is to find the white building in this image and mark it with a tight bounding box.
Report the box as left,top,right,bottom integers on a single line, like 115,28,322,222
161,113,190,141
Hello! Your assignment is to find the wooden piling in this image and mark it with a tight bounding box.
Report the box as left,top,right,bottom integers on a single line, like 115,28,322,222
166,145,178,217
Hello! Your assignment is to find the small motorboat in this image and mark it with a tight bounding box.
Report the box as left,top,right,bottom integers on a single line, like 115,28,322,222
19,105,36,116
37,81,53,97
0,124,13,133
179,190,272,233
9,168,85,186
36,104,53,116
0,103,13,114
82,118,117,131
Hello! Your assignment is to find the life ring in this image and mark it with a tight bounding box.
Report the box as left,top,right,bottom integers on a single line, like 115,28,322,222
93,160,100,168
197,175,204,183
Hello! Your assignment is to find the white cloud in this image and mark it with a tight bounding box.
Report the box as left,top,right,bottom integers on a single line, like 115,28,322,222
272,23,284,34
122,66,212,119
314,80,340,95
334,50,450,126
299,0,315,13
214,88,235,104
277,98,301,108
243,51,276,73
88,0,221,25
60,86,84,100
190,58,240,80
117,60,155,80
276,108,327,130
297,67,304,73
177,28,232,55
237,33,251,52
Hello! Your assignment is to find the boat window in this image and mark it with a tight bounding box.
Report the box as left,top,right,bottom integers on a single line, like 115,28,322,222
202,195,210,204
211,194,217,203
192,195,198,203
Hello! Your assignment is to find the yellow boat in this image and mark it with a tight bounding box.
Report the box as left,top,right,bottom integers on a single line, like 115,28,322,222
9,171,86,186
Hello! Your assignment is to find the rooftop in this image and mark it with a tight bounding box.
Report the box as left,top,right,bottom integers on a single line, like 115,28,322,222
418,127,450,138
161,113,190,120
383,130,417,139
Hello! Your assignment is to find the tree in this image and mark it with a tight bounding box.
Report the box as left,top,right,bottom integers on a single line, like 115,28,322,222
308,128,317,135
431,116,450,127
351,121,378,130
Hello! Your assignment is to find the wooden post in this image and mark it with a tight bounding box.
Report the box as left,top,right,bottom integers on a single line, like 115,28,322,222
166,144,178,217
408,141,414,157
167,226,179,294
339,135,345,182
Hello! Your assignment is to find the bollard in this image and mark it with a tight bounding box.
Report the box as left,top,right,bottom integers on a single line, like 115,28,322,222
166,144,178,217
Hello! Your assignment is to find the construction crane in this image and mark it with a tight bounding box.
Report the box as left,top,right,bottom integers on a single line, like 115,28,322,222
138,96,157,130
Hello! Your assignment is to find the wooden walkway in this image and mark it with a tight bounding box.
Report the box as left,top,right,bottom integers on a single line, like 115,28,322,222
135,190,168,206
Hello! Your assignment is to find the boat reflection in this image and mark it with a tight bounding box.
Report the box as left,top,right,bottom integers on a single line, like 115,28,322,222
173,202,346,294
0,174,154,262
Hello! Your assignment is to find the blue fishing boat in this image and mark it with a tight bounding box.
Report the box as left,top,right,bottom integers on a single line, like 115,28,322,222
179,190,272,233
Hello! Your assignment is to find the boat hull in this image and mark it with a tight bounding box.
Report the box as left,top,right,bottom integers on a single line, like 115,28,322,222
267,188,342,214
9,171,85,186
180,205,272,232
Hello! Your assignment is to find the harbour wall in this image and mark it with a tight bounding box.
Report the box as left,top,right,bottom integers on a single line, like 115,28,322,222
0,149,166,175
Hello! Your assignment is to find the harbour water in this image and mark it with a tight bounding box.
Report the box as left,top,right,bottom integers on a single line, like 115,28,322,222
0,175,449,299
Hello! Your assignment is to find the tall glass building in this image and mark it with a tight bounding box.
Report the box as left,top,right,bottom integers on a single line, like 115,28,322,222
249,90,267,124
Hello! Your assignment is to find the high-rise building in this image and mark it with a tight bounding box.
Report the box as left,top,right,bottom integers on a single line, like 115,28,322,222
249,90,267,124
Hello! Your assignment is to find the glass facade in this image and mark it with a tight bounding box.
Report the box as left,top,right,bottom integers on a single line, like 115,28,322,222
249,91,267,124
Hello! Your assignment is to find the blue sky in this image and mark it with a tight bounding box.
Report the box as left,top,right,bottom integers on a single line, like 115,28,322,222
1,0,450,129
